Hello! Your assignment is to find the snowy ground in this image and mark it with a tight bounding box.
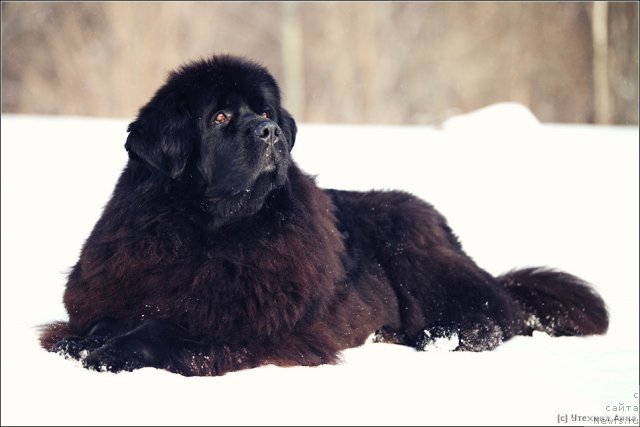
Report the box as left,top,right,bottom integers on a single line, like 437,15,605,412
1,107,638,426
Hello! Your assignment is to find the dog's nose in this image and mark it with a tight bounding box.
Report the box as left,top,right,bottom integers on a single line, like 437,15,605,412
254,122,281,145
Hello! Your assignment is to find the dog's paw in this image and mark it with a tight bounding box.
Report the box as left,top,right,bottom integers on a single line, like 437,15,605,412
417,317,506,352
82,338,157,373
455,320,504,352
82,347,146,373
51,336,109,360
416,326,460,352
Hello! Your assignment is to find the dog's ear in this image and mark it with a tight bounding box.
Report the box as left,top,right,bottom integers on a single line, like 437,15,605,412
125,103,194,179
280,108,297,150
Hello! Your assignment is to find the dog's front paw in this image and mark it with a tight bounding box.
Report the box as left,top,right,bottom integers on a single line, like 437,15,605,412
51,336,109,360
82,337,157,373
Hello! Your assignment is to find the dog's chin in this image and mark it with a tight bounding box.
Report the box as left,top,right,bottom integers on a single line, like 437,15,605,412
201,162,289,226
238,156,289,199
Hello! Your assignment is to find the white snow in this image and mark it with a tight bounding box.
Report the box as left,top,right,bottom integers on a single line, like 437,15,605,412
1,108,638,426
422,331,460,352
441,102,541,130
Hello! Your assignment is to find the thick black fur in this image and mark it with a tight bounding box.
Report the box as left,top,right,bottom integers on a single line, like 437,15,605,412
40,55,608,376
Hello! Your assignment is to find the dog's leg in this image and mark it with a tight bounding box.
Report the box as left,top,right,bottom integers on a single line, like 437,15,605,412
381,243,519,352
81,318,255,376
167,324,343,377
82,318,346,376
49,318,123,360
82,318,178,373
415,260,520,351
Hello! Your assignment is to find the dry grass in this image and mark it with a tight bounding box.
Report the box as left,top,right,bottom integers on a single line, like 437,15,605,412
1,2,637,125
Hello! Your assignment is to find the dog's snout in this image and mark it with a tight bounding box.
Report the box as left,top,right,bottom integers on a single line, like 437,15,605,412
254,122,281,145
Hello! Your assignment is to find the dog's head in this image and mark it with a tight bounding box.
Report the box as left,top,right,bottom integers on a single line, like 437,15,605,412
125,55,297,221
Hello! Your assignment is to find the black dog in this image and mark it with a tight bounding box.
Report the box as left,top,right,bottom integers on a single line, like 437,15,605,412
40,55,608,376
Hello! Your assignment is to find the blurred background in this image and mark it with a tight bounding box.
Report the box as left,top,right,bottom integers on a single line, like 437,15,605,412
1,1,638,125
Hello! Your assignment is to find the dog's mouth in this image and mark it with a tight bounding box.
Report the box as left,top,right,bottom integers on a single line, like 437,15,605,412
200,168,286,223
203,164,286,201
262,153,277,173
249,169,280,198
261,142,288,173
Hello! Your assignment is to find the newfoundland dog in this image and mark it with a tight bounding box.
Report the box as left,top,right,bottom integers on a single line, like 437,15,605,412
40,55,608,376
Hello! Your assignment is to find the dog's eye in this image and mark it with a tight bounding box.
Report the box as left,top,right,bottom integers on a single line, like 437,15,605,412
261,111,269,119
213,112,227,124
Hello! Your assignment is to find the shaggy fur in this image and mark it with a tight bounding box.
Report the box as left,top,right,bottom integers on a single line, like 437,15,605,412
40,55,609,376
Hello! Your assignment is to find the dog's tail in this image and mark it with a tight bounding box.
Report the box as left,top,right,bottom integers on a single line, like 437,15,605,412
498,267,609,337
